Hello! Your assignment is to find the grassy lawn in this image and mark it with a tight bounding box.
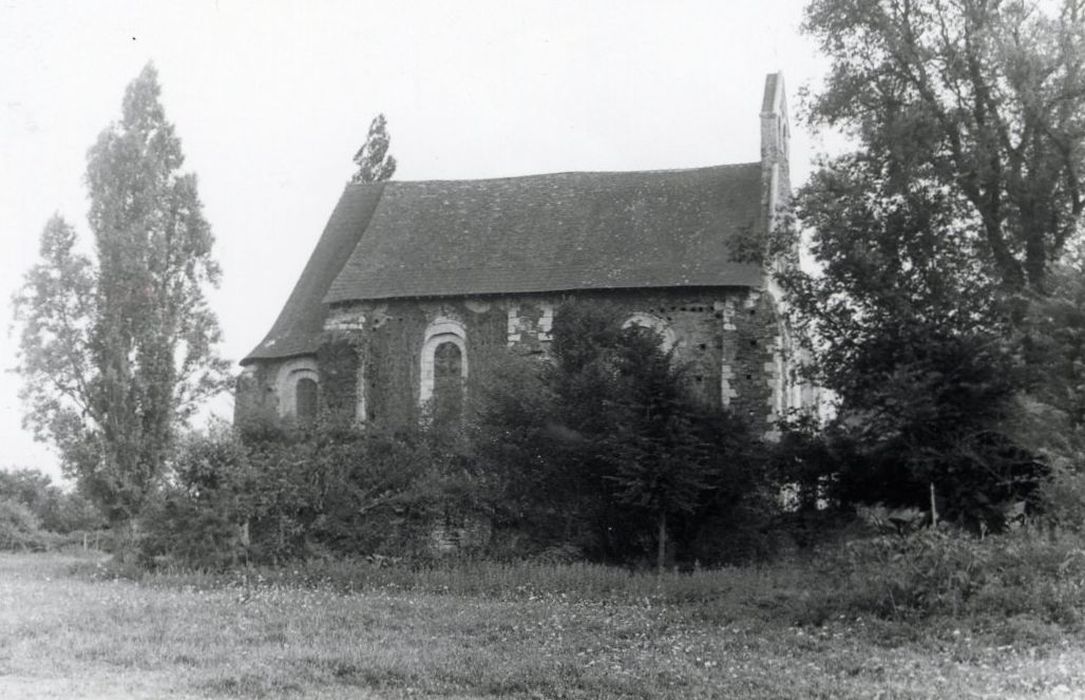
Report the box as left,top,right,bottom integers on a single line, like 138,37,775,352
1,552,1083,698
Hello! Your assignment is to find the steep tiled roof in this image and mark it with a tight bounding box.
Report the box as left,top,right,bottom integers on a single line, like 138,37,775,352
243,162,766,364
242,184,384,364
325,163,764,303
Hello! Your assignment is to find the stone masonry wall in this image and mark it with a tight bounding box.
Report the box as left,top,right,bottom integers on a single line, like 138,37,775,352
309,286,786,434
235,362,280,428
236,286,791,435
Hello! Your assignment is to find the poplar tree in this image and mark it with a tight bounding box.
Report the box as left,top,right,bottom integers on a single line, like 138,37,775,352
351,113,397,183
14,64,228,552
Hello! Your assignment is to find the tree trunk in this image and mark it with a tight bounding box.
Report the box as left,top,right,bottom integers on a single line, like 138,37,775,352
112,518,141,566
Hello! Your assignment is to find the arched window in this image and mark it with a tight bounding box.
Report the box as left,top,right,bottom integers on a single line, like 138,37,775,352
420,318,468,415
276,358,319,422
622,313,677,352
295,376,318,422
432,341,464,423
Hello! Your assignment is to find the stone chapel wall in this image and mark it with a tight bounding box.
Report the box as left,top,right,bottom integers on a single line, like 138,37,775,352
301,286,788,434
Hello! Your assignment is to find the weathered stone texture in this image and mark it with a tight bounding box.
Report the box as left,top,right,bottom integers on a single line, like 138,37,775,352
234,361,284,428
237,286,798,436
235,287,793,435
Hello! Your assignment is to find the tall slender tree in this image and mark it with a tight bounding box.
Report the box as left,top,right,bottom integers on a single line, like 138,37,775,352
13,64,228,550
351,113,397,183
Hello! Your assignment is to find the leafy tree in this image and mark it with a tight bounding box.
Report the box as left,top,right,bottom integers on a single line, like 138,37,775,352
605,327,721,573
351,113,397,183
779,154,1046,522
1018,245,1085,431
1011,242,1085,524
467,313,611,557
783,0,1085,521
13,64,228,553
782,153,1002,379
469,302,765,567
834,319,1044,526
0,468,103,533
803,0,1085,293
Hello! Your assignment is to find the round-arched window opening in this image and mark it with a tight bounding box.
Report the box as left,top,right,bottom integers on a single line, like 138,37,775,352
295,376,318,423
622,313,677,353
432,341,464,423
419,318,468,409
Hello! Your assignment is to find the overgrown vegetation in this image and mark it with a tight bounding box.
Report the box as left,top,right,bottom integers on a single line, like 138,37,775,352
804,527,1085,627
467,302,769,570
140,420,453,568
92,525,1085,633
0,468,104,552
134,303,773,571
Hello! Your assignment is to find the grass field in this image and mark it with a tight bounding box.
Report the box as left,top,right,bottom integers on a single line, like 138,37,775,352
1,552,1084,698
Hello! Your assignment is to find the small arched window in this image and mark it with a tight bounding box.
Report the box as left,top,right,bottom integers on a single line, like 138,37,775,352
623,313,677,352
277,358,319,422
295,376,319,422
420,318,468,409
432,341,464,423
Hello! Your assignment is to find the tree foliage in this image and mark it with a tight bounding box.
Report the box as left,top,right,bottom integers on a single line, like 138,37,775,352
140,421,445,568
1011,241,1085,523
803,0,1085,292
351,113,397,183
783,153,1001,381
778,0,1085,522
780,153,1048,523
468,302,766,567
0,468,103,534
13,64,228,532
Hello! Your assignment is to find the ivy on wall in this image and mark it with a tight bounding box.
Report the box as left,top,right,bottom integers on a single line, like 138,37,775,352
243,288,785,435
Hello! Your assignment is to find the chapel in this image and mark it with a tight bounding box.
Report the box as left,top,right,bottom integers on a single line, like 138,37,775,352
236,73,814,433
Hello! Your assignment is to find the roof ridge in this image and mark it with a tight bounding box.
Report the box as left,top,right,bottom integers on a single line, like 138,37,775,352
364,161,761,187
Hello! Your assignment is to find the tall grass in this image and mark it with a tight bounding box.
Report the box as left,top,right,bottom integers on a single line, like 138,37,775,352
77,555,809,610
73,525,1085,635
791,526,1085,628
9,534,1085,699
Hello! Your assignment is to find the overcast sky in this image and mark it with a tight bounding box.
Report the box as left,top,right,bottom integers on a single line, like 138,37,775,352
0,0,834,482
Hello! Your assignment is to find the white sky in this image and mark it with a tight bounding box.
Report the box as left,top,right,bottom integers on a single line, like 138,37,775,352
0,0,833,482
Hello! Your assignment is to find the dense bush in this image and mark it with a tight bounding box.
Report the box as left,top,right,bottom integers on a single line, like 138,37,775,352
769,399,1046,535
246,423,446,562
468,301,771,568
0,468,103,534
140,421,449,568
139,426,253,568
799,527,1085,626
141,303,772,571
0,497,55,551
